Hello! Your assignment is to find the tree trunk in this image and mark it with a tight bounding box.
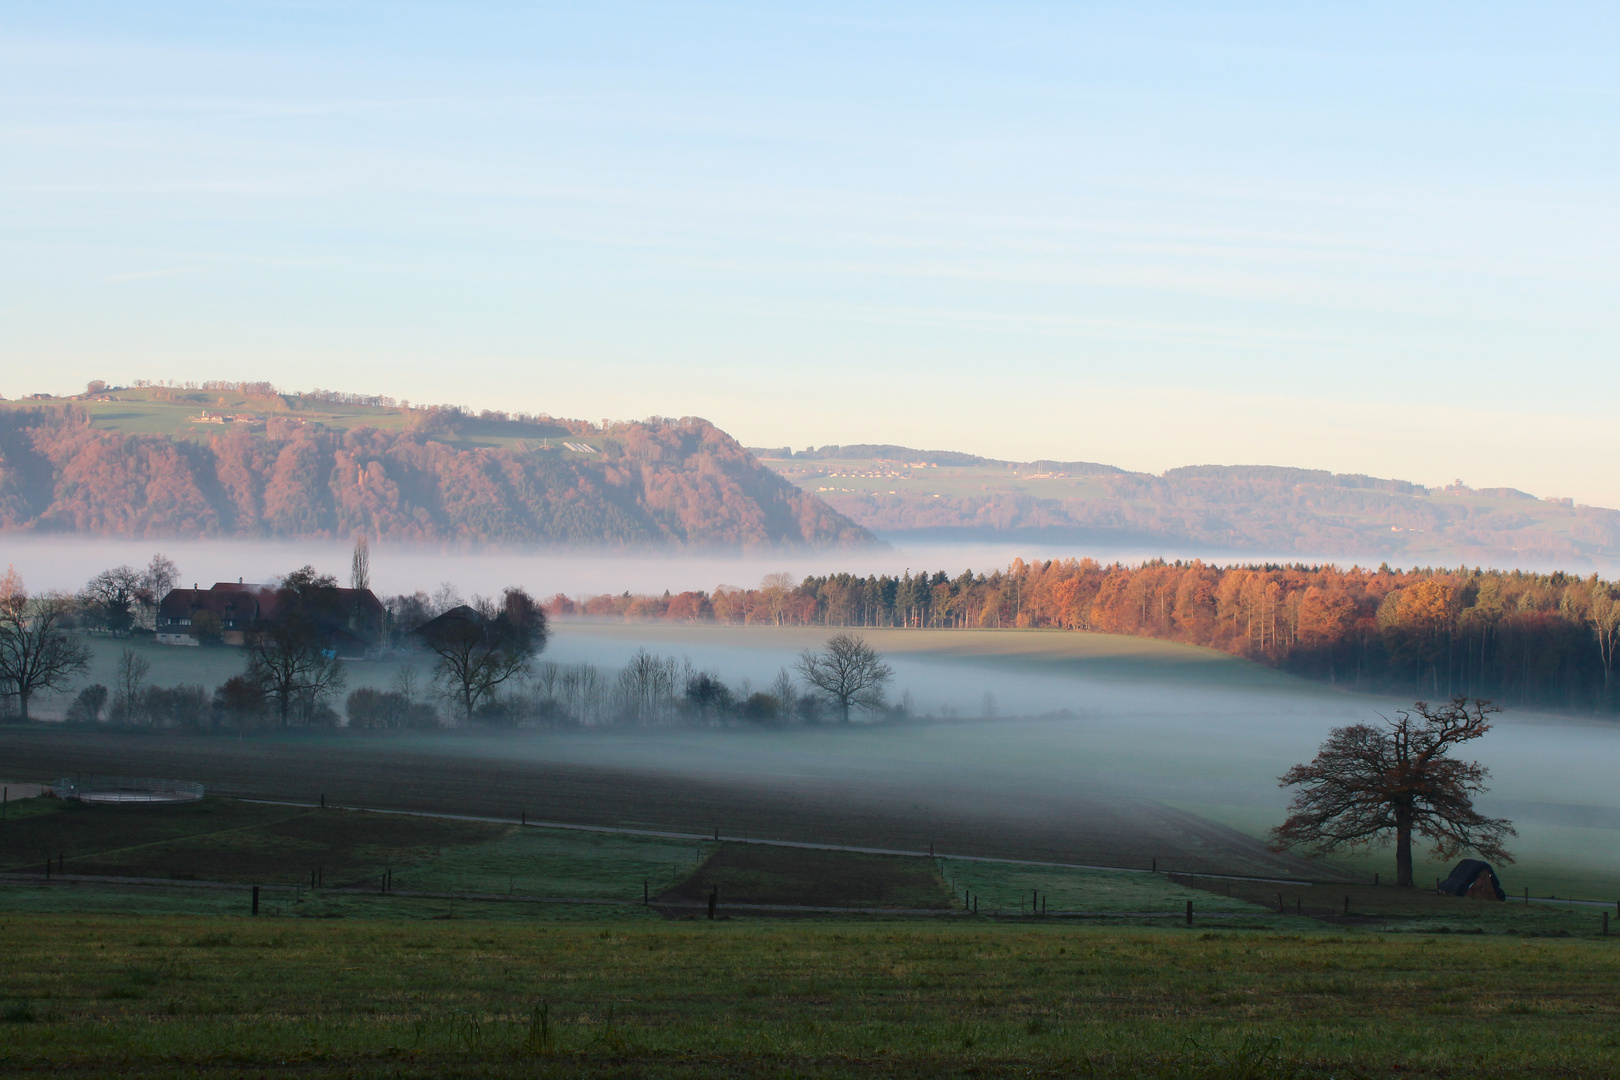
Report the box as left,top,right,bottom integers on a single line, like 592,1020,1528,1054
17,688,29,721
1394,808,1414,887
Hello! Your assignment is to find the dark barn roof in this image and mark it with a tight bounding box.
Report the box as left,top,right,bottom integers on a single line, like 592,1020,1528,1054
158,583,274,627
1440,859,1506,900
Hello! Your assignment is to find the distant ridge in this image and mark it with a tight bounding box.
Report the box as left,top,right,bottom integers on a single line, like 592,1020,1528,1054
0,384,872,548
751,445,1620,569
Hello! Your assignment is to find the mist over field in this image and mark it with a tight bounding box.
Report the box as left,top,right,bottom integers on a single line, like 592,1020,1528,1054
538,622,1620,893
8,539,1620,897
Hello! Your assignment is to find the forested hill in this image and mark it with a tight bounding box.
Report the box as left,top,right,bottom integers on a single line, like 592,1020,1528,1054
0,386,872,548
753,445,1620,569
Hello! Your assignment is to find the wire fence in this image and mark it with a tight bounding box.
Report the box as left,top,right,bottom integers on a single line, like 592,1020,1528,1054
52,776,205,803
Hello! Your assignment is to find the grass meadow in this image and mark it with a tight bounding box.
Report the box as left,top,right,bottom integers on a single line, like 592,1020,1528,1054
3,913,1620,1078
3,796,1619,1076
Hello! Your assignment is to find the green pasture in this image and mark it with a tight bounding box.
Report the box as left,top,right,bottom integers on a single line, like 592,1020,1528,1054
4,914,1620,1078
0,794,1609,943
3,388,603,453
938,858,1265,917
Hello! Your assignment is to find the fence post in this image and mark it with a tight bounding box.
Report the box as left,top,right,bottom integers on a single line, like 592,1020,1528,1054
320,793,325,809
1186,900,1192,927
252,886,259,915
1525,886,1530,906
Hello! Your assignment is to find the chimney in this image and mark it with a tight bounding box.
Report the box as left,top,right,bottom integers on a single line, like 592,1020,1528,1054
239,577,243,584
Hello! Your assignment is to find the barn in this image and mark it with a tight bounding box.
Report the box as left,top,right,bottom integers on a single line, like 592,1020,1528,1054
1439,859,1506,900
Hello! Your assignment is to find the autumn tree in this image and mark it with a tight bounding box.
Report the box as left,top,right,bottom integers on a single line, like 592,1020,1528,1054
0,568,91,721
795,633,893,723
420,588,548,723
1578,579,1620,693
1272,698,1515,886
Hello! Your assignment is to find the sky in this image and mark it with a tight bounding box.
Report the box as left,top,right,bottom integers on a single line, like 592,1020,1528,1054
5,3,1620,504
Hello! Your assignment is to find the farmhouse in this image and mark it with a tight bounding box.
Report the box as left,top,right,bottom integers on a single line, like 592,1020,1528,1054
157,581,384,656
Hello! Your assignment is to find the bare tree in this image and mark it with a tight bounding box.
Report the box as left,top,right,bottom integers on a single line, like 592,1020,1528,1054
244,567,347,727
769,667,797,718
795,633,893,723
113,648,151,724
350,535,371,592
421,588,547,722
613,649,681,724
1272,697,1516,887
0,569,91,721
80,565,149,635
137,554,178,630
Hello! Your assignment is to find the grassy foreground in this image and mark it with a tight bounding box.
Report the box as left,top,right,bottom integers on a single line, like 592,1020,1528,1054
2,914,1619,1078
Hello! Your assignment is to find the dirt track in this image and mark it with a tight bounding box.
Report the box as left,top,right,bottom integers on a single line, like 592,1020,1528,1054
0,728,1331,880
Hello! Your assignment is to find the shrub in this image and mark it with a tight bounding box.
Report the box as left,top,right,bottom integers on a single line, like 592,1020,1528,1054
213,675,265,730
740,692,780,723
346,687,440,729
138,684,210,728
66,684,109,723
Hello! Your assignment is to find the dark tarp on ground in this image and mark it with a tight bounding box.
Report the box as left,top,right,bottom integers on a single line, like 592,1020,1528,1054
1440,858,1506,900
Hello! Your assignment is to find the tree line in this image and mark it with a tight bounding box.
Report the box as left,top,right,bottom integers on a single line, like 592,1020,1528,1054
1,553,897,730
550,559,1620,711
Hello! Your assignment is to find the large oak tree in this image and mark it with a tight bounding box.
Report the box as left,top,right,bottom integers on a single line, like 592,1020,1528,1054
1271,697,1515,886
0,569,90,721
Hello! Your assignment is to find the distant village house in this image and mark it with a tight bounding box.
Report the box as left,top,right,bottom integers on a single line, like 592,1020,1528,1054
157,581,383,657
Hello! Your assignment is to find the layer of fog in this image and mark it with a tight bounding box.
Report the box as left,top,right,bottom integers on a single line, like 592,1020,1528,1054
8,536,1618,883
538,622,1620,826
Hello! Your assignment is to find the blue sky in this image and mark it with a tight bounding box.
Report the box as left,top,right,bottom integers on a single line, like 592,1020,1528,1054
5,3,1619,503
